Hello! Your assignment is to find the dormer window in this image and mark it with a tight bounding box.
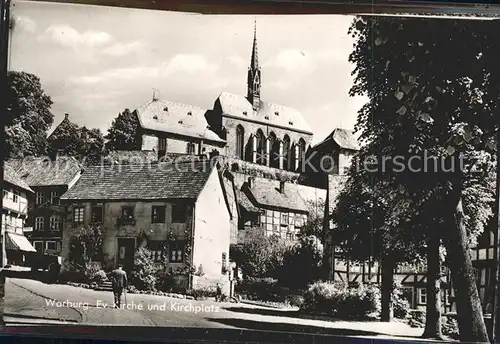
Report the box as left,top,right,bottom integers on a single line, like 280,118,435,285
275,111,279,116
289,121,294,126
153,115,158,120
178,120,183,124
163,106,168,111
243,111,248,116
187,111,192,116
264,116,269,120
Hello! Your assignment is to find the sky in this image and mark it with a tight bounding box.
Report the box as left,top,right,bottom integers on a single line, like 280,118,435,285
9,1,366,145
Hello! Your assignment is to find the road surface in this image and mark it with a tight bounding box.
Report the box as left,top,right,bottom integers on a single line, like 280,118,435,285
5,277,426,340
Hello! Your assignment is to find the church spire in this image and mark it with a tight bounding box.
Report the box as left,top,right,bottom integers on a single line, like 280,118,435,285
247,18,261,111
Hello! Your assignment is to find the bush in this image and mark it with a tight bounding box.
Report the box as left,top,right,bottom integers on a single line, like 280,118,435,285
235,277,289,302
442,314,459,339
186,287,217,300
85,265,108,284
286,294,305,308
130,247,158,291
408,309,426,328
393,283,410,319
301,281,380,319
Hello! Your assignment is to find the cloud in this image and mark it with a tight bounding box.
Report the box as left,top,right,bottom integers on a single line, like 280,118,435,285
265,49,316,74
101,41,144,57
14,16,37,33
42,24,113,50
226,55,246,68
70,53,219,85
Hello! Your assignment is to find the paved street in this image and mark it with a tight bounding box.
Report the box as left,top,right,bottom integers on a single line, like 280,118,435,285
4,277,428,340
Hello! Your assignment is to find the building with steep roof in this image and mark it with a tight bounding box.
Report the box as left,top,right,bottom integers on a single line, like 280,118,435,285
2,163,36,266
59,160,232,292
8,156,82,256
135,21,313,174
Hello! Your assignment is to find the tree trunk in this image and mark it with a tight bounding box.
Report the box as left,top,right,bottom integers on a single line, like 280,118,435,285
381,255,395,322
443,176,489,343
422,229,443,339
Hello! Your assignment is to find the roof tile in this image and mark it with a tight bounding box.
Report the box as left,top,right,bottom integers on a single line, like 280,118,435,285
217,92,313,134
61,160,215,201
136,99,225,143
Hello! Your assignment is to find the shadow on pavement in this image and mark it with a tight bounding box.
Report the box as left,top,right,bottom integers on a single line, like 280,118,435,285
223,306,376,322
206,317,386,337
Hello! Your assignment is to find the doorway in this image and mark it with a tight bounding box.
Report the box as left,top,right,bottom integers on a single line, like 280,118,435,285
117,238,136,273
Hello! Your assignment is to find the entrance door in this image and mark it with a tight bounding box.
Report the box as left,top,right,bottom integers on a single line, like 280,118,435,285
117,238,136,273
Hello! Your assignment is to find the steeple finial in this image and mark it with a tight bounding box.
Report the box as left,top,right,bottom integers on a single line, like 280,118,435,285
247,18,261,110
250,18,259,70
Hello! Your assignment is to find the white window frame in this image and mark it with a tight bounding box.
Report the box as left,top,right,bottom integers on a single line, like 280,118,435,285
33,240,44,252
50,191,59,205
73,207,84,224
35,217,44,231
45,241,57,251
36,192,45,205
418,288,427,304
49,216,60,231
12,190,19,203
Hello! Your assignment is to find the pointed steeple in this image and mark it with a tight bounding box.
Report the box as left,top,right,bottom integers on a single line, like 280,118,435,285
247,18,261,111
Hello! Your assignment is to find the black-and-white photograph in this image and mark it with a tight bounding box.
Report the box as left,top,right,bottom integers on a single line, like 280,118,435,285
2,1,500,343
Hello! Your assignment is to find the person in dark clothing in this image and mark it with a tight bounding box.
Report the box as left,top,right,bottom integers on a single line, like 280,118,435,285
109,264,128,308
215,283,222,302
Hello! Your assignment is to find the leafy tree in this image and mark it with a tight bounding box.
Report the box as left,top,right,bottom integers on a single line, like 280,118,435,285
130,246,158,291
67,225,103,273
300,200,325,241
4,71,54,159
48,118,105,164
105,108,141,151
345,16,499,342
79,126,106,165
277,235,323,290
230,229,289,278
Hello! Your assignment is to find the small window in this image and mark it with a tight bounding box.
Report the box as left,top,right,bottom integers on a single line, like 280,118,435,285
264,115,269,120
36,192,45,205
286,232,293,240
121,206,135,224
35,217,44,231
187,111,192,116
33,241,44,252
169,242,184,263
49,216,60,231
2,190,8,199
171,203,186,223
186,143,196,154
91,206,104,223
50,191,60,205
12,190,19,203
419,288,427,304
152,206,166,224
46,241,57,251
147,241,164,263
73,207,84,224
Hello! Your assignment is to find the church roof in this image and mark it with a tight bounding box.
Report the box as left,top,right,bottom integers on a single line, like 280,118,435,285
61,160,216,201
313,128,359,151
242,177,309,213
136,99,225,143
7,156,82,187
216,92,313,135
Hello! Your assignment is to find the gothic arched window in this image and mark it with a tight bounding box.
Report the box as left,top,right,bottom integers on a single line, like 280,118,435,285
297,138,306,171
236,125,245,159
282,135,291,170
268,132,279,168
255,129,266,165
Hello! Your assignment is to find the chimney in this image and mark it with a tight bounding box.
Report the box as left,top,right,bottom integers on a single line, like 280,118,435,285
279,181,285,193
64,113,69,120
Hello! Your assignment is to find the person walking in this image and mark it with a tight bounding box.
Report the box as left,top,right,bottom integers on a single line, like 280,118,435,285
109,264,128,308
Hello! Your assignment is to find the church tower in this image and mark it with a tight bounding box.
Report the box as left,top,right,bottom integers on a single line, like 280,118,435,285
247,20,261,111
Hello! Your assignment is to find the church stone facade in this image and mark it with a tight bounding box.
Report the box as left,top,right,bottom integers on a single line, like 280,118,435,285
129,22,355,248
